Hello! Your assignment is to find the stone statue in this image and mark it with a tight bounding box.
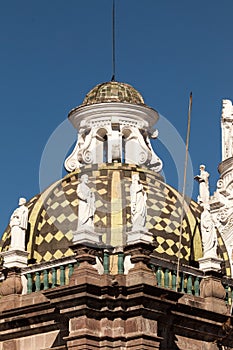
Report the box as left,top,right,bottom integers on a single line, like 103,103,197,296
200,204,218,258
9,197,28,251
221,99,233,161
130,174,147,231
77,174,95,230
194,165,210,204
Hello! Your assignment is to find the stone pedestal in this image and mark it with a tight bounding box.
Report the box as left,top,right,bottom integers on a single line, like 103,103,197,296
200,272,228,314
124,241,156,287
198,256,222,272
126,229,153,245
1,249,28,268
0,268,23,297
69,243,102,287
72,229,102,245
72,243,99,266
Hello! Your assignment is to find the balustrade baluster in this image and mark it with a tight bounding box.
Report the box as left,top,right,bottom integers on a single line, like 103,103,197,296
27,273,32,294
172,270,176,290
43,269,49,290
156,266,162,287
52,267,57,288
60,265,65,286
118,252,124,274
35,271,41,292
194,276,199,296
187,275,193,295
103,251,109,274
68,263,74,280
164,268,170,288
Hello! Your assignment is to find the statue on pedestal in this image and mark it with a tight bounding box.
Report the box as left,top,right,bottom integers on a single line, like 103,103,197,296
77,174,95,230
130,174,147,231
194,164,210,204
201,204,218,258
9,197,28,251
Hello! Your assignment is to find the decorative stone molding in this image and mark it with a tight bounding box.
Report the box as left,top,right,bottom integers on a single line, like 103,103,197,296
1,249,28,268
200,273,228,314
124,241,156,287
198,256,222,272
72,229,102,246
65,102,163,172
72,244,98,266
203,100,233,277
0,268,23,296
126,230,153,246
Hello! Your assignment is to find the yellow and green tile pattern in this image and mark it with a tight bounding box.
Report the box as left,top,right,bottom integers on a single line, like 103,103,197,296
0,164,230,275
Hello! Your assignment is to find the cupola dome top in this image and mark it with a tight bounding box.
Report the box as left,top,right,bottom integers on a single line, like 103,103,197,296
82,81,144,106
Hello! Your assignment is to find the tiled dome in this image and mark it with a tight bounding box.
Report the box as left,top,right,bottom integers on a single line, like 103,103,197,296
0,164,212,267
82,81,145,106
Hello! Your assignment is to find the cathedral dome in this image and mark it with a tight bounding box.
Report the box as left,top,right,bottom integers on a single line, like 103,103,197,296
0,164,206,266
82,81,145,106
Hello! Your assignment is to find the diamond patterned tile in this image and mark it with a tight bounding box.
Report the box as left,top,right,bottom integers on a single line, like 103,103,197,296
44,232,53,243
0,164,230,275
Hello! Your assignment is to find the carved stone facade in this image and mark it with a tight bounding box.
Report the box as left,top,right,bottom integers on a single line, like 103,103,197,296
64,102,163,173
0,261,232,350
205,100,233,276
1,82,233,350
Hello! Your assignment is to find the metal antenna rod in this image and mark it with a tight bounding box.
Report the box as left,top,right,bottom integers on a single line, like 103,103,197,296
176,92,192,292
111,0,116,81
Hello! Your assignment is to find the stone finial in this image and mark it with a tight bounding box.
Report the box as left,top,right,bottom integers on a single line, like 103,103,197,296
222,99,233,119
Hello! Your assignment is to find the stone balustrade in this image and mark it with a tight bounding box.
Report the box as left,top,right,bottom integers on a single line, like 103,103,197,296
20,253,233,306
21,256,77,293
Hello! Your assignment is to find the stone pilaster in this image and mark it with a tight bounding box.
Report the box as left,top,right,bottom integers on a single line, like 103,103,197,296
0,267,23,297
200,271,228,314
1,249,28,268
69,242,103,287
124,241,156,287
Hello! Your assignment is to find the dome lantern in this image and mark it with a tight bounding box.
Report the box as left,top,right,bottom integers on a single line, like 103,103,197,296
65,81,163,173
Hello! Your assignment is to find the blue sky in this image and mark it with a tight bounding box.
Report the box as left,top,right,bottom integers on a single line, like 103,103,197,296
0,0,233,235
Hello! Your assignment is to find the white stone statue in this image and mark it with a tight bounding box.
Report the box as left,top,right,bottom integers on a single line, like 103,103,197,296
9,197,28,251
130,174,147,231
194,165,210,204
77,174,95,230
221,99,233,161
201,204,218,258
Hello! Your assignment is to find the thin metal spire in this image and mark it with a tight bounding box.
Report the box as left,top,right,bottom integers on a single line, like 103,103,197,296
176,92,192,292
111,0,116,81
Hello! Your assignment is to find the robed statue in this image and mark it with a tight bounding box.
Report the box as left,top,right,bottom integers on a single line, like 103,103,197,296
130,174,147,231
200,204,218,258
9,197,28,251
194,164,210,204
77,174,95,230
